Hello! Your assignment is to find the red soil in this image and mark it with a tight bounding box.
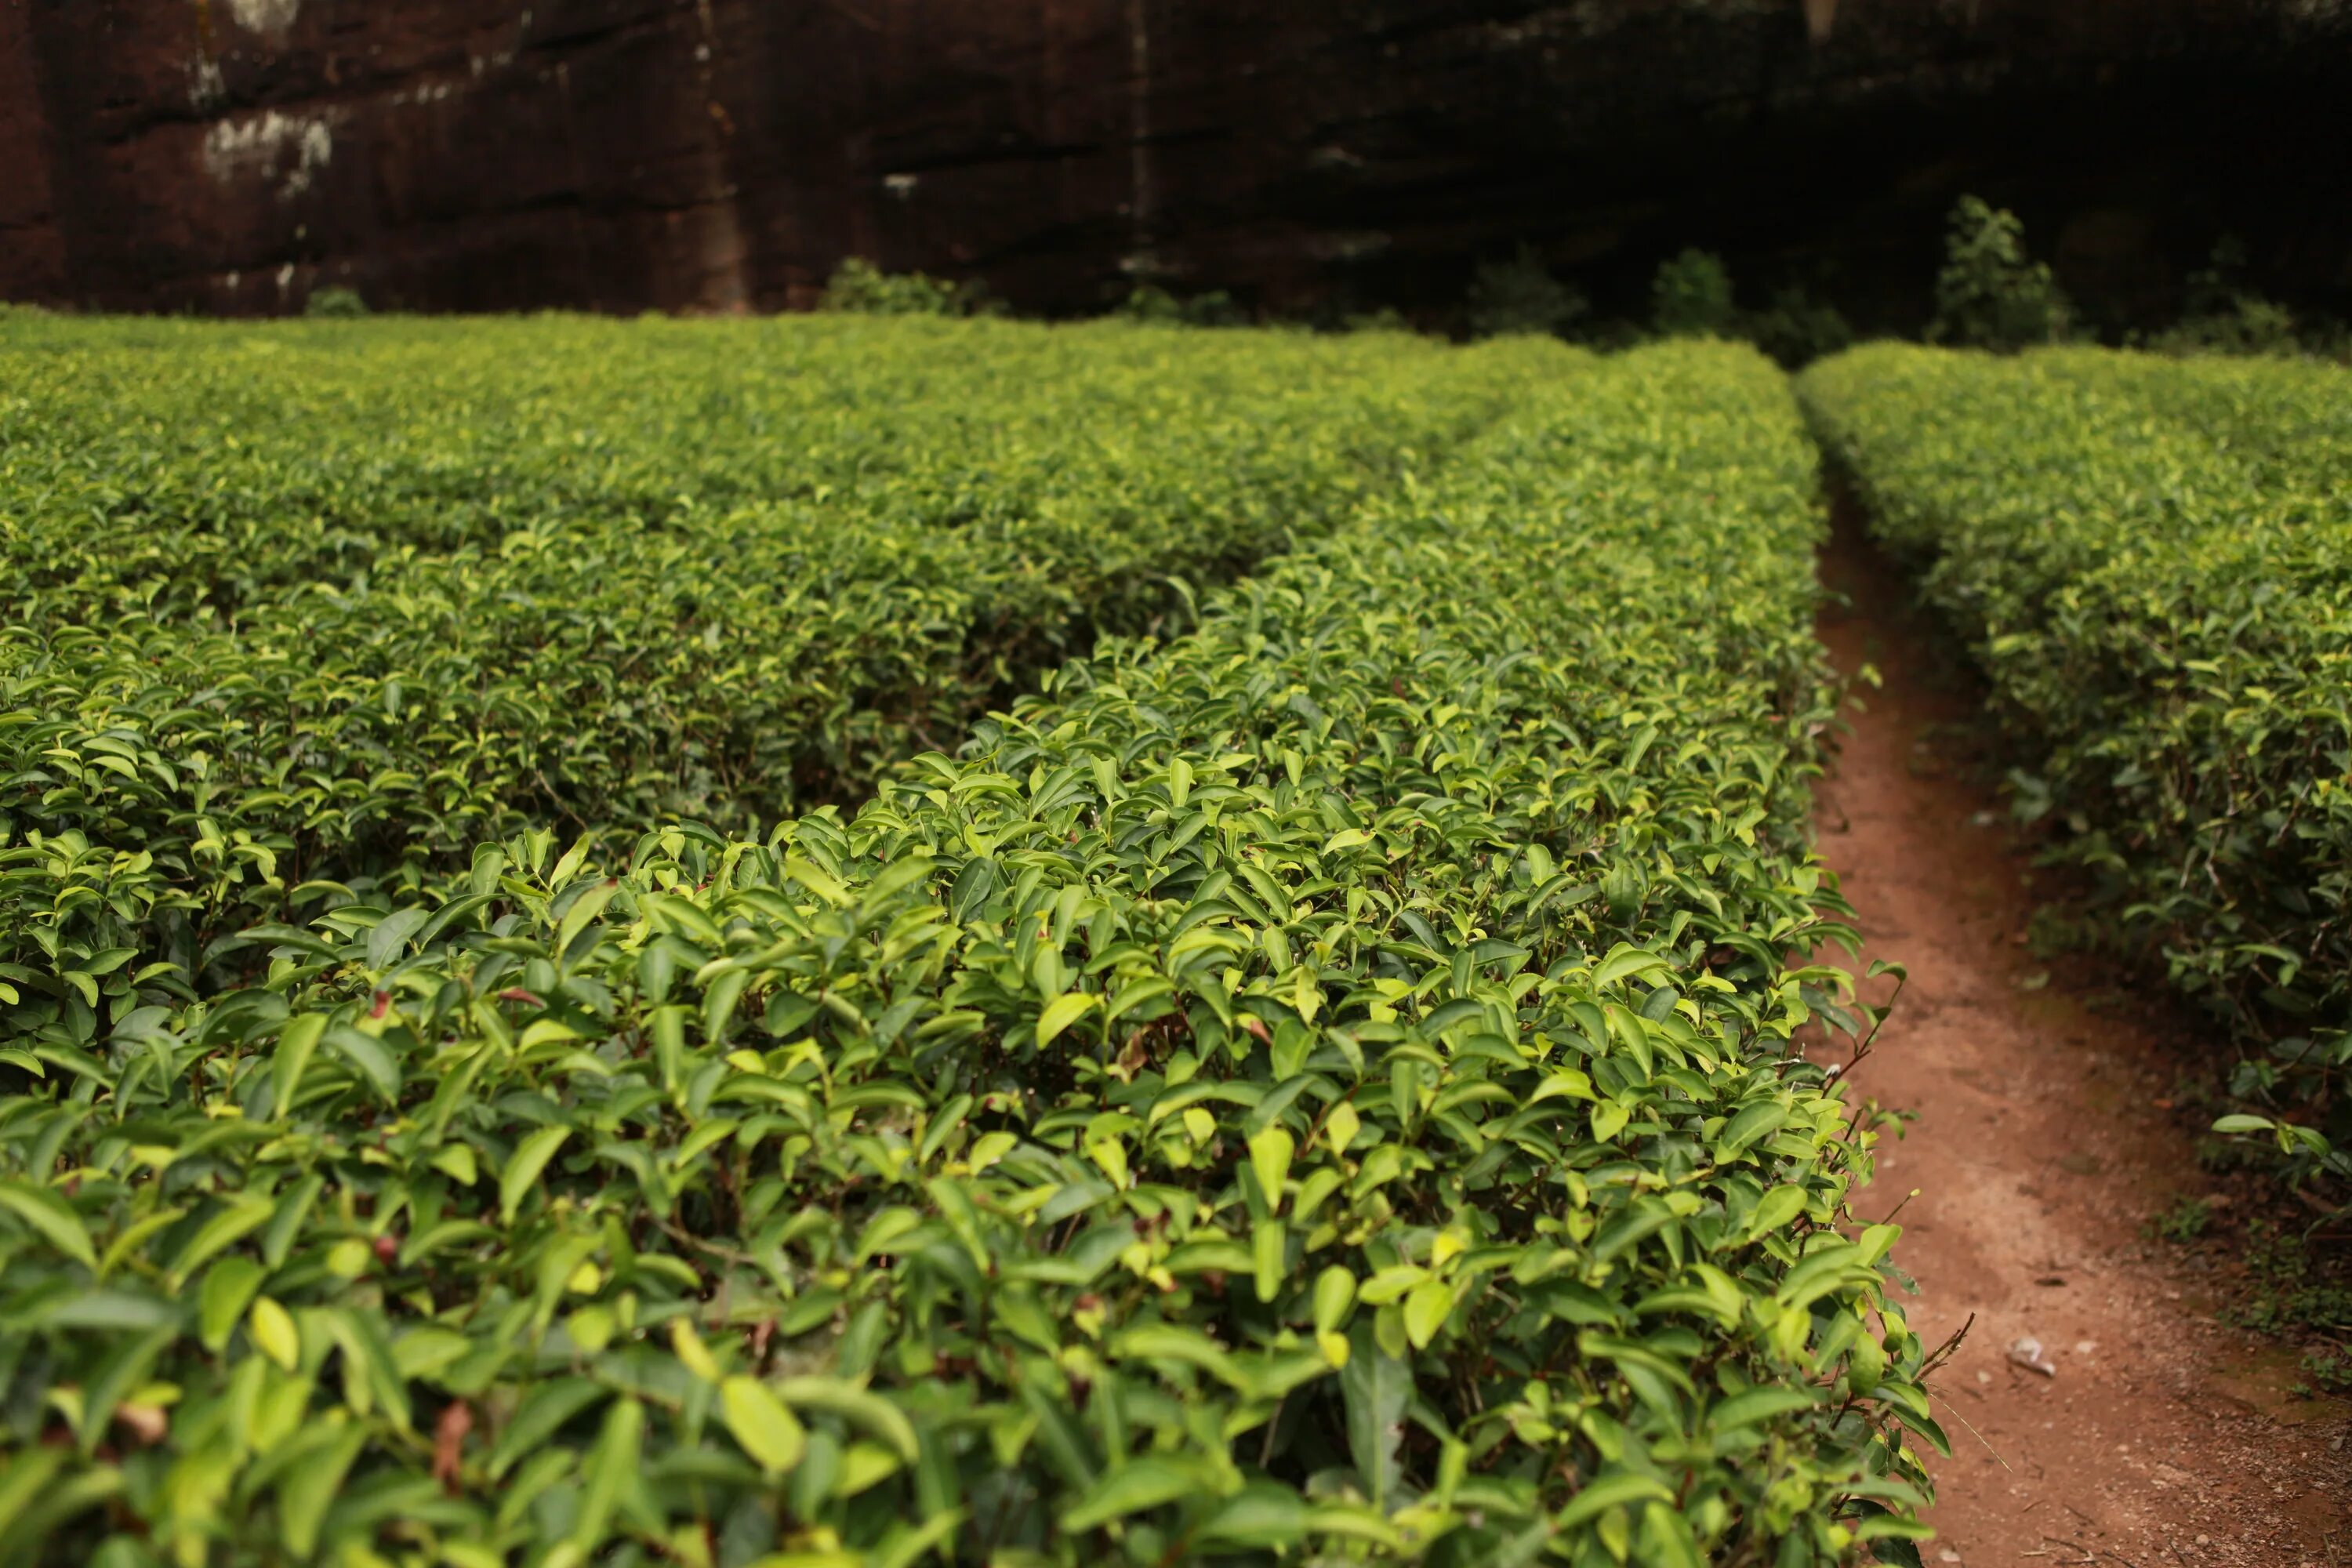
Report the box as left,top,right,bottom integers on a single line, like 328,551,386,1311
1815,527,2351,1567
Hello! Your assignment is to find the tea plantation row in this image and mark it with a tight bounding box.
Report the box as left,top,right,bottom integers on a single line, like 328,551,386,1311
2,312,1478,610
1801,343,2352,1169
3,315,1525,1065
0,334,1936,1565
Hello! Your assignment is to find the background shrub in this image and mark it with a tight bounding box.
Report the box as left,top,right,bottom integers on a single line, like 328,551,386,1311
1926,196,2071,350
2142,239,2302,357
818,257,978,316
1742,285,1854,368
1650,249,1737,338
1118,287,1245,328
303,287,369,319
1465,245,1588,339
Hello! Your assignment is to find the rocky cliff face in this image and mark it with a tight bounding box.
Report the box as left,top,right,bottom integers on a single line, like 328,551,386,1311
5,0,2350,325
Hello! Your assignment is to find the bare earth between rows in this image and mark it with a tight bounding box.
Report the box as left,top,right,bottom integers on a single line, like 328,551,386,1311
1814,526,2351,1567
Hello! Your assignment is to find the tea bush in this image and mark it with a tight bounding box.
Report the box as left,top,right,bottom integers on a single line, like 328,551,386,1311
2,315,1519,1045
0,339,1933,1564
2,313,1462,622
1801,343,2352,1176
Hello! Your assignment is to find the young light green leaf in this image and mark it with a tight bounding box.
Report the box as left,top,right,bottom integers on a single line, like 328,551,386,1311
1312,1266,1357,1334
1033,991,1098,1049
1252,1218,1287,1305
1247,1125,1294,1211
715,1382,809,1476
1744,1183,1809,1240
1402,1277,1456,1350
1591,944,1672,992
784,855,851,907
249,1297,301,1372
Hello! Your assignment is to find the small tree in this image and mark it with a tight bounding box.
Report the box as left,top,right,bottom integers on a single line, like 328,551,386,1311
2149,238,2299,356
818,256,975,316
304,286,368,318
1118,286,1245,328
1651,249,1737,337
1119,285,1185,324
1343,306,1414,335
1744,285,1853,367
1929,196,2071,350
1467,245,1588,339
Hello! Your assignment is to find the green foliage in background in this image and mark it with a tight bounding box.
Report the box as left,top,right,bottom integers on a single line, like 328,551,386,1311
303,289,369,320
1649,252,1736,340
1341,308,1415,336
0,333,1932,1564
818,260,993,318
1118,289,1247,328
1741,289,1853,372
1926,198,2071,351
2142,239,2302,358
1465,248,1589,341
1802,343,2352,1192
1,314,1520,1064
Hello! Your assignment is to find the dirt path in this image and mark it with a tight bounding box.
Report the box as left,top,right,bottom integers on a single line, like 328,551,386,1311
1815,522,2351,1567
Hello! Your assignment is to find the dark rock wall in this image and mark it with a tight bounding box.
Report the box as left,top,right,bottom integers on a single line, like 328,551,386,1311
5,0,2350,325
0,0,66,301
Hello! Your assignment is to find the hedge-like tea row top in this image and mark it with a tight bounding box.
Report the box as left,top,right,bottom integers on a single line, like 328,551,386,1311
4,314,1436,618
2,317,1519,1062
0,339,1933,1566
1801,343,2352,1147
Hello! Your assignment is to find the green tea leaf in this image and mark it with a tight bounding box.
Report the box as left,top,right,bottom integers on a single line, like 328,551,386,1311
500,1126,572,1224
198,1258,266,1352
1034,991,1098,1048
774,1377,920,1464
325,1025,401,1104
0,1179,95,1268
1555,1470,1673,1530
1340,1324,1410,1507
1058,1456,1200,1533
721,1377,808,1473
